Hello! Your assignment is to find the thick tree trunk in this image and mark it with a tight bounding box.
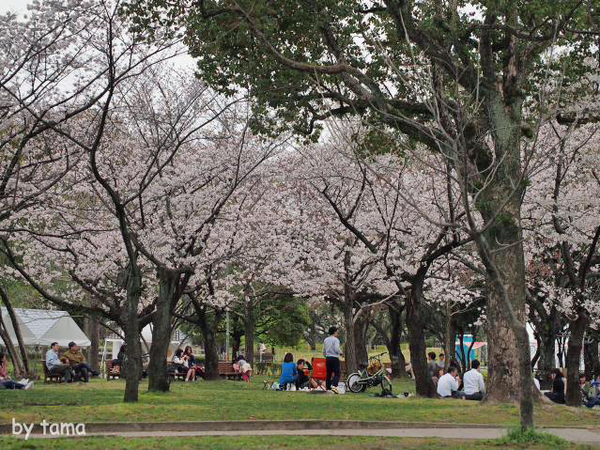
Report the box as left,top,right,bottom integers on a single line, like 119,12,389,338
470,112,534,426
198,307,222,380
243,297,255,366
343,304,358,374
354,310,369,367
123,266,143,403
565,313,587,406
148,269,179,393
123,319,142,402
479,189,529,406
407,279,436,397
388,304,407,379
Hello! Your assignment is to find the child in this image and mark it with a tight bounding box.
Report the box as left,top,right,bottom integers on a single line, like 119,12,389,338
234,355,252,382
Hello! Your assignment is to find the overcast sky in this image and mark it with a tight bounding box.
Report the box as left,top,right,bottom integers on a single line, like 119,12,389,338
0,0,30,14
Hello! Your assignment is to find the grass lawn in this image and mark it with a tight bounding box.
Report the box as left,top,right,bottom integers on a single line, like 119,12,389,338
0,376,597,428
0,434,592,450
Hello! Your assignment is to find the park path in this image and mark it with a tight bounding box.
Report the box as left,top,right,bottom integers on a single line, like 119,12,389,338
21,427,600,445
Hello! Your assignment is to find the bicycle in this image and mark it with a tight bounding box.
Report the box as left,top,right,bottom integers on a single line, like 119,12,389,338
346,352,393,394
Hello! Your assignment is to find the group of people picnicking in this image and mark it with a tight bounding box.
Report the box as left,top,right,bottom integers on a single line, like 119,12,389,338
278,326,341,393
544,369,600,408
428,351,486,400
45,341,100,383
429,351,600,407
4,329,598,410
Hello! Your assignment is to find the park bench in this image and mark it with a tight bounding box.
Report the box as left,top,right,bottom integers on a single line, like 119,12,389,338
166,362,187,382
42,361,63,383
218,361,242,380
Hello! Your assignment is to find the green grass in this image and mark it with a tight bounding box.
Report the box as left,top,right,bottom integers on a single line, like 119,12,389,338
0,435,592,450
495,428,570,449
0,376,597,427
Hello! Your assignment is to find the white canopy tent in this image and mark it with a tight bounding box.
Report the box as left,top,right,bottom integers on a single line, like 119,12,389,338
104,324,192,360
0,307,91,347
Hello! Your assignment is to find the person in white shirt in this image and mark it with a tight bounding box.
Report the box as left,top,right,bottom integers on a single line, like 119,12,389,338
463,359,485,401
437,366,463,398
323,326,341,392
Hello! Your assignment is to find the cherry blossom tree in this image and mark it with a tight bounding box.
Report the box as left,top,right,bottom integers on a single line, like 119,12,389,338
523,121,600,405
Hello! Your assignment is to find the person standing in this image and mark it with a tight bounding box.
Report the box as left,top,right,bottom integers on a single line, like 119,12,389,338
463,360,485,400
427,352,438,378
324,326,341,393
46,342,73,382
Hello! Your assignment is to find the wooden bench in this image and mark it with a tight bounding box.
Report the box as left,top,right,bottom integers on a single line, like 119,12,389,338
167,362,187,382
218,361,242,380
42,361,64,383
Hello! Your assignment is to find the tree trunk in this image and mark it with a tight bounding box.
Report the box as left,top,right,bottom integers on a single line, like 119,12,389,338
148,269,179,393
407,278,436,397
123,265,143,403
458,331,467,374
197,307,222,380
0,288,29,375
354,310,369,367
444,306,455,371
479,189,529,406
388,304,407,379
89,313,100,372
243,296,255,366
565,313,587,406
536,315,559,390
343,304,358,374
0,313,24,377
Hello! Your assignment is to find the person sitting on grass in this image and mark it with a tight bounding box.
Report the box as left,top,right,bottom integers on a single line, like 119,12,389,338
296,359,323,390
46,342,73,383
544,368,565,404
432,367,444,387
463,359,485,401
279,352,297,390
173,348,195,382
61,342,98,382
0,352,34,390
437,366,463,398
579,374,600,408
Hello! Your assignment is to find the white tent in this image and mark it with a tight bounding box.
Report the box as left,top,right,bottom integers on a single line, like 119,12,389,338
105,324,192,359
0,307,91,347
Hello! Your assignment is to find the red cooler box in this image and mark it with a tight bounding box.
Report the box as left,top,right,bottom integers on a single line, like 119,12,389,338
311,357,327,381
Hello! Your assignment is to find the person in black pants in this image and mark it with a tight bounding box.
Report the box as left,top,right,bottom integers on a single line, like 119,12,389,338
544,368,565,404
323,326,341,392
